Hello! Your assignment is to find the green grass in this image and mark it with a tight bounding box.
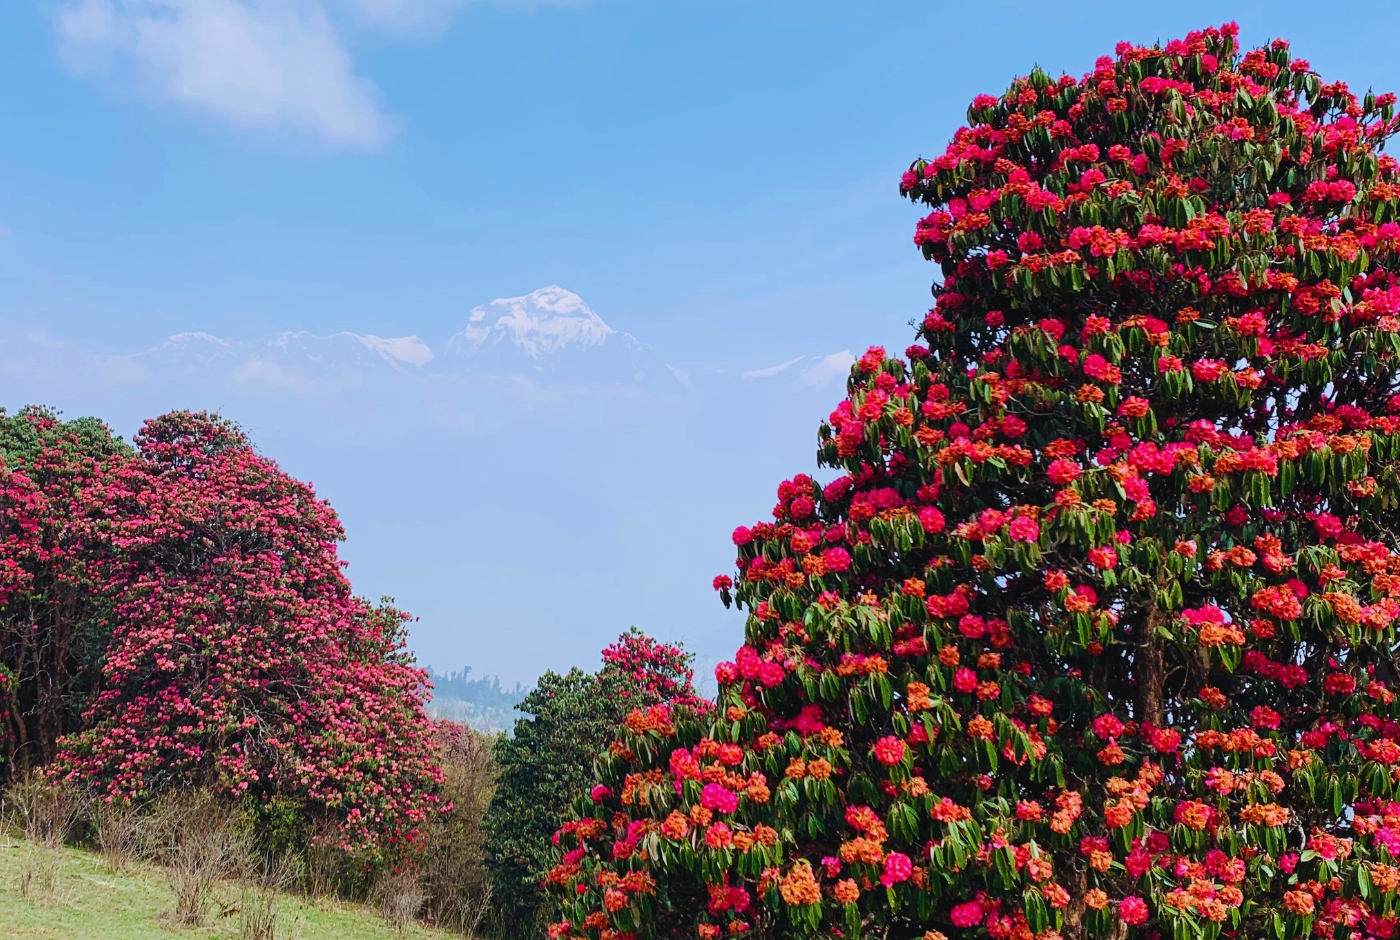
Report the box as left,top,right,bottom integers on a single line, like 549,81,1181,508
0,839,456,939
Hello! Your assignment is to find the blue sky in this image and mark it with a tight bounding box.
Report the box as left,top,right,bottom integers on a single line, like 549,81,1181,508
3,0,1400,687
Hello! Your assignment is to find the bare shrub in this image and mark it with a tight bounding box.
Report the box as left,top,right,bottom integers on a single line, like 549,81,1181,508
4,776,90,848
303,818,351,901
420,721,497,935
4,776,89,902
15,840,63,901
240,852,300,940
149,790,248,926
376,866,427,934
92,799,147,873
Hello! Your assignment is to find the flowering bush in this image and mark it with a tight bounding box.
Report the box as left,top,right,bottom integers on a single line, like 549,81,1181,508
544,25,1400,940
17,411,443,856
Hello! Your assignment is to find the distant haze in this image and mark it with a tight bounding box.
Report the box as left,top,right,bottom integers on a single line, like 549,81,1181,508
0,287,890,688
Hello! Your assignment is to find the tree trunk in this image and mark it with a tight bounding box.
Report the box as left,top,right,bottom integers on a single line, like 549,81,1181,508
1137,604,1166,727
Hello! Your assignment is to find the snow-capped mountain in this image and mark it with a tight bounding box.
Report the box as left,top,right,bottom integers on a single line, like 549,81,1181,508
742,351,856,389
138,330,433,382
113,287,863,400
123,287,682,391
442,286,676,387
447,286,614,360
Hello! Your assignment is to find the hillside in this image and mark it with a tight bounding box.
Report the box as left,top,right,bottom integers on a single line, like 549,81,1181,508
0,840,456,940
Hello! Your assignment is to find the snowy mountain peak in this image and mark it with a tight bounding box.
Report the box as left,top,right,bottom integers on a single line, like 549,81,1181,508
130,287,682,390
448,286,615,360
357,334,434,366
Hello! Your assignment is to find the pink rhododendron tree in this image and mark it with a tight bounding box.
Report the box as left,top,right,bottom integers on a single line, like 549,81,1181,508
544,24,1400,940
42,412,442,855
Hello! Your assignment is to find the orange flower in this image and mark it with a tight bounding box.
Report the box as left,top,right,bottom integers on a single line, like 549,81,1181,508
779,862,822,907
661,811,690,840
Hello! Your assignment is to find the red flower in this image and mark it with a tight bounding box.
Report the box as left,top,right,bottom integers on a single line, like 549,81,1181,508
1119,895,1150,925
872,736,906,765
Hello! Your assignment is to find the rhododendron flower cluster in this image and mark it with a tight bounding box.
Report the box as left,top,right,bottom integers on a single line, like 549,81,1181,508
0,411,442,855
544,25,1400,940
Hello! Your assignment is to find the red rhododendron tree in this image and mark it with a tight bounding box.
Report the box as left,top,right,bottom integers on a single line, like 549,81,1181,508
43,412,441,854
544,24,1400,940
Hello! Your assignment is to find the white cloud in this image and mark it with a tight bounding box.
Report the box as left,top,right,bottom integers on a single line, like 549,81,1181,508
56,0,392,150
341,0,590,34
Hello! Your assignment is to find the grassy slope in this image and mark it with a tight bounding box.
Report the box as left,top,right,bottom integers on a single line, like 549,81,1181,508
0,841,455,939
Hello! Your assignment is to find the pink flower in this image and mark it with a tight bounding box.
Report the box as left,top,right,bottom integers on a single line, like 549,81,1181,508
1324,673,1357,696
950,901,985,928
822,547,852,573
880,852,912,887
1182,604,1225,626
700,783,739,814
919,506,946,534
1091,714,1124,739
1119,896,1150,926
953,668,978,694
1046,459,1081,485
756,661,786,688
1191,359,1229,382
873,736,906,766
590,785,612,802
1151,728,1182,753
1087,546,1117,569
1008,516,1040,542
1314,512,1344,539
704,822,733,849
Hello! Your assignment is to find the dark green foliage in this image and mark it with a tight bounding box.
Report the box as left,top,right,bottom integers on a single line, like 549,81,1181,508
485,630,703,939
0,405,132,471
486,668,618,939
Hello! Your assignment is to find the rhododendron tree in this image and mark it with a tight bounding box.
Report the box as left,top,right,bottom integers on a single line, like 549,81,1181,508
544,25,1400,940
0,410,442,855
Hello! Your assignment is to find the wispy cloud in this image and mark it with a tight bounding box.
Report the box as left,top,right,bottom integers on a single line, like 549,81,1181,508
342,0,591,34
51,0,599,149
55,0,392,150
